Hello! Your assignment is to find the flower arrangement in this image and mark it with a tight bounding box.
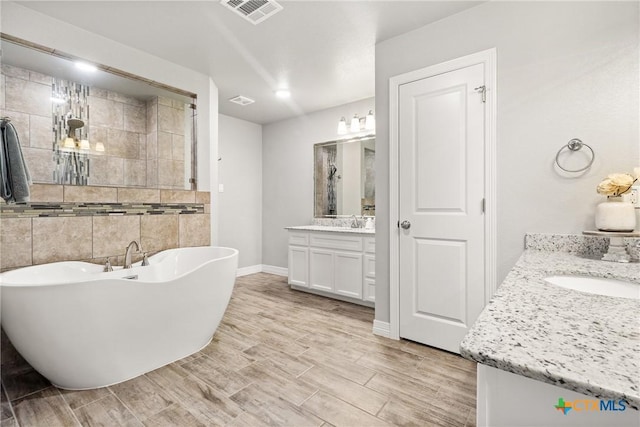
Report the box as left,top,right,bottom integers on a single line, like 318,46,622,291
596,168,639,197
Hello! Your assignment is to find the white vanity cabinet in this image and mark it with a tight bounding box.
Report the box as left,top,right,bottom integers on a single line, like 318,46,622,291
363,236,376,302
287,228,375,306
287,232,309,287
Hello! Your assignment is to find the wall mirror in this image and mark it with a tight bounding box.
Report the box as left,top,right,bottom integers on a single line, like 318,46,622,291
0,34,197,190
314,135,375,217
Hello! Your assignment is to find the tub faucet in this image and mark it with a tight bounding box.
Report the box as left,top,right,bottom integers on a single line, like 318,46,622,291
350,214,361,228
124,240,141,269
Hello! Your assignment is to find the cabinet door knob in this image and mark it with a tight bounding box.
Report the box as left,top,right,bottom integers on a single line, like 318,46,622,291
400,220,411,230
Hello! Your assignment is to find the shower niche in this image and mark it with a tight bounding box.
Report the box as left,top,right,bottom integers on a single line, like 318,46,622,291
314,135,375,217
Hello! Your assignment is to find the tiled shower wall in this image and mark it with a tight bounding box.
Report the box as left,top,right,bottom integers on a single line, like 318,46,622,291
0,64,189,189
0,184,211,271
146,96,187,188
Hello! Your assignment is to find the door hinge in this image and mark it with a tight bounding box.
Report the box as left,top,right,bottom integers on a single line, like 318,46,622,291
481,198,486,214
474,85,486,103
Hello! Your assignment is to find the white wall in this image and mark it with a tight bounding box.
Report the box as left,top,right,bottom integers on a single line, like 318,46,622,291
375,1,639,323
1,2,220,244
262,97,375,268
218,114,263,268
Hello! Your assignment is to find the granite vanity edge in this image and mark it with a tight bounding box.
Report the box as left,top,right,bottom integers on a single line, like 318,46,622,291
525,232,639,260
460,250,640,409
285,225,375,235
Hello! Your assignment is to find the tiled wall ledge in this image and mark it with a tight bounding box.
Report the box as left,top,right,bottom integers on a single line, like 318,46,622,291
0,184,211,271
1,184,210,205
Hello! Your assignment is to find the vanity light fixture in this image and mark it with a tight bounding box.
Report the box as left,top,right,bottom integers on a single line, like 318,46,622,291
337,111,375,135
365,110,375,130
74,61,97,72
60,137,97,152
350,114,360,132
62,137,76,149
337,117,347,135
275,89,291,98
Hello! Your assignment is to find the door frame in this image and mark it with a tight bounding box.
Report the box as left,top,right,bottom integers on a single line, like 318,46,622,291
388,48,497,340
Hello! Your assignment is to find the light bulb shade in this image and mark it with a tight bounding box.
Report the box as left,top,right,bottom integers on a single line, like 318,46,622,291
337,117,347,135
79,139,90,150
350,114,360,132
365,110,375,130
62,137,76,148
95,142,105,152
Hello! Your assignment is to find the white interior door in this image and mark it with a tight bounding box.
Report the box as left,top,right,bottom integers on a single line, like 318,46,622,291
398,62,486,353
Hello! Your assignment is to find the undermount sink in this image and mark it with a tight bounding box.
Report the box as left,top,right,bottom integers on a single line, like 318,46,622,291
545,275,639,300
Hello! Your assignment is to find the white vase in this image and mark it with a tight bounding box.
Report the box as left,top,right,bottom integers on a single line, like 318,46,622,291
595,196,636,232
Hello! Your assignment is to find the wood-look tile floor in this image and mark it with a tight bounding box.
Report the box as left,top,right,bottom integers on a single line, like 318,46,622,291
1,273,477,427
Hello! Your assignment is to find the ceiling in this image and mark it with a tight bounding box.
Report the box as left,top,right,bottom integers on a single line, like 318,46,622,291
15,1,483,125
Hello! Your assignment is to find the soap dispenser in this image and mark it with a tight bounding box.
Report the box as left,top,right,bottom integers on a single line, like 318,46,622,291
365,217,374,230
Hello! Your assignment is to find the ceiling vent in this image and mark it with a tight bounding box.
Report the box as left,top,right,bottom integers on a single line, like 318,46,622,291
229,95,255,106
220,0,283,25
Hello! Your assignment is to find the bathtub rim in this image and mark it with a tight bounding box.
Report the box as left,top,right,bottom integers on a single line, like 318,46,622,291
0,246,239,287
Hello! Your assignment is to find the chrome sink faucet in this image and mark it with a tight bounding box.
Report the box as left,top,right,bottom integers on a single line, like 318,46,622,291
124,240,141,269
350,214,361,228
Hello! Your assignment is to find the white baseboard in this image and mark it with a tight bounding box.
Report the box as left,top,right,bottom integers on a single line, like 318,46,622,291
236,264,263,277
261,264,288,277
372,320,391,338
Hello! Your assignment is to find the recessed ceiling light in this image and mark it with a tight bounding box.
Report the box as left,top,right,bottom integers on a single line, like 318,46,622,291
275,89,290,99
74,61,97,72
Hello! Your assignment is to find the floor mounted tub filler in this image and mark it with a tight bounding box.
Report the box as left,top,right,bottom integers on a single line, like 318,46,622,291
0,246,238,390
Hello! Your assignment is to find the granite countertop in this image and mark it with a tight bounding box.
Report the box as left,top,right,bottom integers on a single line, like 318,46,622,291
285,225,375,235
460,250,640,409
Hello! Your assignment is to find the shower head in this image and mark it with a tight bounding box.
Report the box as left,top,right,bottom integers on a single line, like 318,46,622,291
67,117,85,129
66,117,85,138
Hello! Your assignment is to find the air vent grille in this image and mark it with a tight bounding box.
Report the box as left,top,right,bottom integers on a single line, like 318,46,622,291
229,95,255,106
220,0,283,25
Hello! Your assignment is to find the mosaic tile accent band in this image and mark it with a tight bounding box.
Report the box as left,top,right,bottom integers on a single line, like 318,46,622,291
0,202,204,218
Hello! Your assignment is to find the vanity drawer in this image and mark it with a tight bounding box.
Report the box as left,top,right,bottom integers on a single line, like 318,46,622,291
364,237,375,254
364,278,376,302
364,254,375,279
310,233,363,251
289,232,309,246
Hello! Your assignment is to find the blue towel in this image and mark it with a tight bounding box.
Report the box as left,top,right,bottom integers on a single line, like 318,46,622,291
1,119,31,204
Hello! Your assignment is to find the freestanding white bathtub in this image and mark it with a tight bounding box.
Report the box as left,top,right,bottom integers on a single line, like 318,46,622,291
0,246,238,390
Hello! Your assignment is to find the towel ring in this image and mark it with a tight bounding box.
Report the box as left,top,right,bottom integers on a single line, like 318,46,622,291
555,138,594,173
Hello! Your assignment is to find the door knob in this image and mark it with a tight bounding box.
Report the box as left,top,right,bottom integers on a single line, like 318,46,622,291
400,220,411,230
